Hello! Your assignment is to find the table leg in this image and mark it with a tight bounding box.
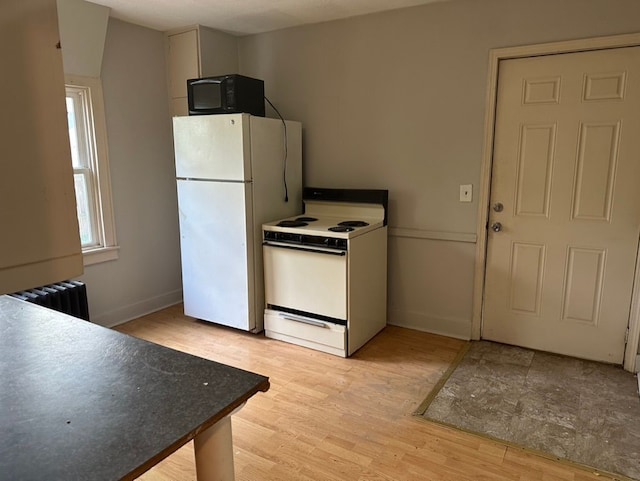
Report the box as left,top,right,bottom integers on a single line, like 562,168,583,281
193,415,235,481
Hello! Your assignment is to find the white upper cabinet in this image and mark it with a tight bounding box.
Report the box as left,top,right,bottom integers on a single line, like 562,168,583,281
168,29,199,100
165,25,239,117
0,0,83,293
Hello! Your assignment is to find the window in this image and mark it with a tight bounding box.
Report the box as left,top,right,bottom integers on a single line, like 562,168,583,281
65,76,118,265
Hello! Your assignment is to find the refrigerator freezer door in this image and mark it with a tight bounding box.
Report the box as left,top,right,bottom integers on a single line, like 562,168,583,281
177,179,255,330
173,114,251,181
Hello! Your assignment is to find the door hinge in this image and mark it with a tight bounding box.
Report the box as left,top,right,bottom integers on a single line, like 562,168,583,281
625,327,630,343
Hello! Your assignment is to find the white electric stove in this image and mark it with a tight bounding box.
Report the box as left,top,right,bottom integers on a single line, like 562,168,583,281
262,188,388,357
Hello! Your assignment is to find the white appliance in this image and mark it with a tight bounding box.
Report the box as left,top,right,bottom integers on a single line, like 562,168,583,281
262,188,388,357
173,113,302,332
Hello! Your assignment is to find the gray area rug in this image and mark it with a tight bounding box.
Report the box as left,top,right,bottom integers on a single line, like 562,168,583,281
416,341,640,481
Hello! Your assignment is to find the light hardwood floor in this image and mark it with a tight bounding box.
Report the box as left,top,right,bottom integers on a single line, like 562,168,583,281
115,305,614,481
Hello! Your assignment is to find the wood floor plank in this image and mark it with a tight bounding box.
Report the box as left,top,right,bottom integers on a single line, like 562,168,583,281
115,305,620,481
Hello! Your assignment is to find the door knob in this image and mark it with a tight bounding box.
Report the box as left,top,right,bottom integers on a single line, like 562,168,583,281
491,222,502,232
493,202,504,212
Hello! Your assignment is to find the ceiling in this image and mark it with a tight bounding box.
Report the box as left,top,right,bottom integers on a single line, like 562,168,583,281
90,0,450,35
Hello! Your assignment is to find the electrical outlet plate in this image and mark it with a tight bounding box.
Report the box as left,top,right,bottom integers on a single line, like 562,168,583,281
460,184,472,202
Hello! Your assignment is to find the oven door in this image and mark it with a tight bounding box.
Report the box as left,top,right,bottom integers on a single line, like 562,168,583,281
263,242,347,321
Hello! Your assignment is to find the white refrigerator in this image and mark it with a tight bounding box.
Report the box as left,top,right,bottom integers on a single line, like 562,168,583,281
173,113,302,332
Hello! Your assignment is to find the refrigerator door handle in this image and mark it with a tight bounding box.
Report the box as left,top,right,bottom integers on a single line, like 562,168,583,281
176,177,251,184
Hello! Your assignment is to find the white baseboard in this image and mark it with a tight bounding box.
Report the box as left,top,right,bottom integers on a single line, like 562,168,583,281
387,308,471,340
93,289,183,328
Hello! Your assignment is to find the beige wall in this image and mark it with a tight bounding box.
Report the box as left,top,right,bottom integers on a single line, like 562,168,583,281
56,0,109,77
238,0,640,338
80,18,182,326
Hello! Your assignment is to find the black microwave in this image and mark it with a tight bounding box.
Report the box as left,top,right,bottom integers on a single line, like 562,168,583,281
187,74,265,117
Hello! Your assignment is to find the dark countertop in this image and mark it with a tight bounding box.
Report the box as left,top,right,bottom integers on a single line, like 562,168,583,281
0,295,269,481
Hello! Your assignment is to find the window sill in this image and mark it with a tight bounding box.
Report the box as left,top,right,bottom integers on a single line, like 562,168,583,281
82,245,120,267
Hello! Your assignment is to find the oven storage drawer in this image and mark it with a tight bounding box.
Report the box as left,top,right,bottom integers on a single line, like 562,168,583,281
264,309,346,357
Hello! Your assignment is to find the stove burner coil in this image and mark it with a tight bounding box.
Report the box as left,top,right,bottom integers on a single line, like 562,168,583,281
328,226,354,232
277,220,308,228
338,220,369,227
295,216,318,222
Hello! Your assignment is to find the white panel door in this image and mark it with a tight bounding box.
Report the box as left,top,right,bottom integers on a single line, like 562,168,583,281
177,179,255,330
173,114,251,181
484,47,640,363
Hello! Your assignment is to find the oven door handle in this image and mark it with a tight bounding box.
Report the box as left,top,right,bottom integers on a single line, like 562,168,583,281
262,241,346,256
280,313,329,329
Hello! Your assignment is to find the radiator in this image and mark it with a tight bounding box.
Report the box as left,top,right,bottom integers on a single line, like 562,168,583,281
10,280,90,321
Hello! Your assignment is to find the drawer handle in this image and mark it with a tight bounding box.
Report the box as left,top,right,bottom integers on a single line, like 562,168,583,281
280,314,328,328
263,242,346,256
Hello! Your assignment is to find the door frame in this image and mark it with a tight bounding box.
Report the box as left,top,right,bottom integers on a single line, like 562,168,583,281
472,32,640,372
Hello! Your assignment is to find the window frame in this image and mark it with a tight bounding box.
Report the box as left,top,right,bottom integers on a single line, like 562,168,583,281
65,75,118,266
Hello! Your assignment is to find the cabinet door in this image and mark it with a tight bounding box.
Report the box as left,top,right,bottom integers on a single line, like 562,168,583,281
0,0,83,293
168,29,199,100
